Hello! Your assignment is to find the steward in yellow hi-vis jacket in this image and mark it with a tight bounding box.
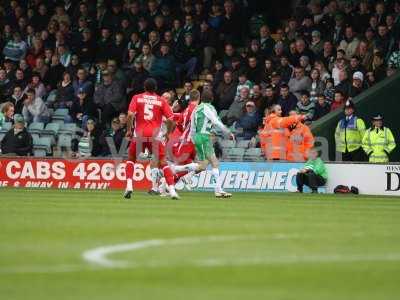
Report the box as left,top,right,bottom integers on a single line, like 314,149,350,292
362,114,396,163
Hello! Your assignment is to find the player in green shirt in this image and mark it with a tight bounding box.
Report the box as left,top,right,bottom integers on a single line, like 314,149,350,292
184,90,235,198
296,148,328,193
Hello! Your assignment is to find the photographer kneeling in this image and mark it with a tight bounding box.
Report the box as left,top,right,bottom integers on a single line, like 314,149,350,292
296,148,327,193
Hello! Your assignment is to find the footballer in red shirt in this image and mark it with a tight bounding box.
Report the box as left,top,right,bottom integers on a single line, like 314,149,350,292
171,90,199,166
124,78,179,199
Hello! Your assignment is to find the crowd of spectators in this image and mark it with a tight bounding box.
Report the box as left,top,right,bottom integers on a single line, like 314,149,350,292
0,0,399,158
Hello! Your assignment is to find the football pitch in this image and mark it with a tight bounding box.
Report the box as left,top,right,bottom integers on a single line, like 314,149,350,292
1,189,400,300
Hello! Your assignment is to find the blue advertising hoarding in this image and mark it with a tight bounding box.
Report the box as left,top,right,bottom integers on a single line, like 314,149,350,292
176,162,305,192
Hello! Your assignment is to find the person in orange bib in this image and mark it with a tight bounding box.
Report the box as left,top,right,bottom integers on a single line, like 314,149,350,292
260,104,306,160
286,110,315,162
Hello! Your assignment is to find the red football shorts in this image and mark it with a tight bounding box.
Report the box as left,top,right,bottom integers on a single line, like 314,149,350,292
172,141,196,165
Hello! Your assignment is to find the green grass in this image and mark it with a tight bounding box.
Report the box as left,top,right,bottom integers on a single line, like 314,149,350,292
1,189,400,300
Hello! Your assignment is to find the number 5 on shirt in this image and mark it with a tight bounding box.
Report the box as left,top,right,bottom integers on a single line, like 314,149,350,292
144,103,154,120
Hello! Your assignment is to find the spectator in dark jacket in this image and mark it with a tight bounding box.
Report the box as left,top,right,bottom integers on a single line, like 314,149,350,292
45,54,65,91
199,20,218,70
251,84,267,114
100,117,124,156
348,71,365,98
175,33,198,82
314,94,331,120
1,115,32,156
76,28,96,65
94,71,125,126
259,25,275,58
215,71,237,112
96,28,114,62
73,68,93,97
277,84,298,117
54,72,74,109
235,101,262,139
70,88,98,128
0,69,13,99
246,56,263,84
6,86,25,114
127,59,149,96
150,44,176,88
278,56,293,83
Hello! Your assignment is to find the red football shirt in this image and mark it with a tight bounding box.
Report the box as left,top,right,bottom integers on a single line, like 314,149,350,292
128,92,173,137
179,102,198,142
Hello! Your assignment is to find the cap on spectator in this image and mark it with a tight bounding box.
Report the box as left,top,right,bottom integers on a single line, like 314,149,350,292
82,28,91,34
353,71,364,82
344,100,355,110
14,114,25,125
78,88,86,94
311,30,321,37
372,114,384,121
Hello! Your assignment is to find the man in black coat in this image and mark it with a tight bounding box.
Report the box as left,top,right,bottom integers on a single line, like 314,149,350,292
1,115,32,156
127,59,149,96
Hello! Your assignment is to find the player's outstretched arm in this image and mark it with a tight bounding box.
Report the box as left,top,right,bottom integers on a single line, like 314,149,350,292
205,105,232,138
126,111,135,138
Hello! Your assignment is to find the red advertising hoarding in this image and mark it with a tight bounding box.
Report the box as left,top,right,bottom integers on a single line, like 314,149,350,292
0,158,151,190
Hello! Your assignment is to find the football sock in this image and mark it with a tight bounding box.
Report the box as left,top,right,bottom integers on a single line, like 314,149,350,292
212,168,223,193
162,165,175,186
173,163,199,173
150,168,160,192
125,161,135,191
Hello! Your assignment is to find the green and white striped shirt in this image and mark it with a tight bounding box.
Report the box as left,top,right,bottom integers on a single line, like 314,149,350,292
190,103,230,137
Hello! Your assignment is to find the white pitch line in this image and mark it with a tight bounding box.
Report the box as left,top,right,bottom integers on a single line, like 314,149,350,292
82,234,400,269
82,235,268,267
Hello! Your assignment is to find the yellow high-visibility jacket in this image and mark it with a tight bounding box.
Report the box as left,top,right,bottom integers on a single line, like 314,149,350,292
335,116,366,153
362,127,396,163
